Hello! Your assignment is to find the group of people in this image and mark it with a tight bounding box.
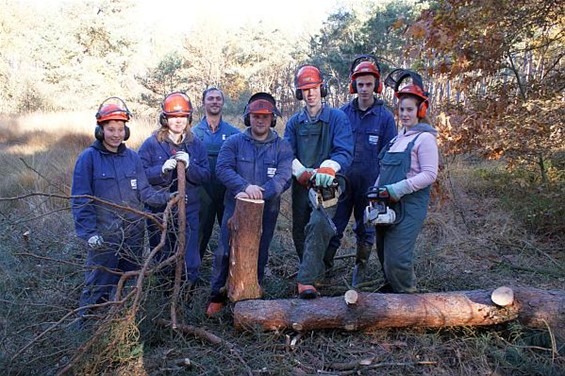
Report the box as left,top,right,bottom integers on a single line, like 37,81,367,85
71,55,439,320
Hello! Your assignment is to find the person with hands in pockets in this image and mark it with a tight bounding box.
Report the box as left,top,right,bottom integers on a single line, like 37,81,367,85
284,65,353,299
374,82,438,293
71,97,174,319
206,92,292,316
192,86,240,260
138,92,210,292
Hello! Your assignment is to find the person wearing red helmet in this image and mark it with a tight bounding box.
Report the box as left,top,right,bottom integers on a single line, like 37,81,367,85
373,81,438,293
138,92,211,294
192,87,240,260
284,64,353,299
71,97,174,322
326,56,397,287
206,92,293,316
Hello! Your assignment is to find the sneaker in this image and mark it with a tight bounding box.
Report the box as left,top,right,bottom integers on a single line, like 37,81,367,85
297,283,319,299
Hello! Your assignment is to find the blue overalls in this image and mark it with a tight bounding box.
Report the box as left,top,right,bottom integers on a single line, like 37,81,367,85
376,133,431,293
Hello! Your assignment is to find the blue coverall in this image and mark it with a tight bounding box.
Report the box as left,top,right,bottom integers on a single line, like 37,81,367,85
71,141,170,314
209,129,293,299
192,118,240,258
284,104,353,286
326,98,396,266
138,133,210,283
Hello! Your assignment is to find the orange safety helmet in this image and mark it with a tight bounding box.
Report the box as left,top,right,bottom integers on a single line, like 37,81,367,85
350,61,382,94
94,97,131,141
294,65,328,100
160,92,193,126
395,84,429,118
96,104,130,124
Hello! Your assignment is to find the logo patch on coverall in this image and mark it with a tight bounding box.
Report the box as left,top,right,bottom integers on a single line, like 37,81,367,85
130,179,138,190
222,134,227,140
267,167,277,178
368,135,379,145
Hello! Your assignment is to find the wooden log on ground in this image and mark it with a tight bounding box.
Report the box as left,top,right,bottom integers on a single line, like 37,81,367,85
234,287,565,338
227,197,264,302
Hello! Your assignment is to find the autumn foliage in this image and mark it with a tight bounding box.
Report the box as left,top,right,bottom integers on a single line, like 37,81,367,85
406,0,564,180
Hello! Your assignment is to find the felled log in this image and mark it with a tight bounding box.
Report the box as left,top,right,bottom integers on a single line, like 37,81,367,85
234,287,565,337
227,197,264,302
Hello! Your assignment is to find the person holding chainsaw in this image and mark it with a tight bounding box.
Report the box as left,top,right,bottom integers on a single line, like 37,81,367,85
326,55,397,287
192,87,240,260
284,64,353,299
206,92,293,316
138,92,210,292
71,97,174,319
372,77,438,293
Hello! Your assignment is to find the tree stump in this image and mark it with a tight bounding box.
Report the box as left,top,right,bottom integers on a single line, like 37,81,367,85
234,287,565,338
227,197,264,302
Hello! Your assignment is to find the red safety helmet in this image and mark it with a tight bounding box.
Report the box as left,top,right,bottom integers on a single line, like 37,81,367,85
295,65,324,90
350,61,382,94
395,84,429,118
294,65,328,100
96,103,130,124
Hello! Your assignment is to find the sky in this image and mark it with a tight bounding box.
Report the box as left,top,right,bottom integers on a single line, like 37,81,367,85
24,0,342,36
136,0,340,36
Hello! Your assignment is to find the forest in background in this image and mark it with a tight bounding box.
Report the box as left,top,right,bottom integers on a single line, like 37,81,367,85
1,0,564,374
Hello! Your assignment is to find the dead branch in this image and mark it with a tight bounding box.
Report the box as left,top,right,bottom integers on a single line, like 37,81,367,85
171,163,187,328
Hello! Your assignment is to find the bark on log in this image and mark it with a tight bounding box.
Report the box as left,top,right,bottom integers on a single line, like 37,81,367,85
227,197,264,302
234,287,564,338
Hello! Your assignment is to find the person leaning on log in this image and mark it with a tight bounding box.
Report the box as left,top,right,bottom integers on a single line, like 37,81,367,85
284,64,353,299
206,92,293,316
71,97,175,324
373,81,438,293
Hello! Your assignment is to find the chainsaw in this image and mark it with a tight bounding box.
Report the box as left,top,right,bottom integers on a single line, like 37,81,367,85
364,186,396,225
308,174,346,234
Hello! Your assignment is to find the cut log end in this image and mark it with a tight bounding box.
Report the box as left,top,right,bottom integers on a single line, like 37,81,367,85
491,286,514,307
237,197,264,204
344,290,359,306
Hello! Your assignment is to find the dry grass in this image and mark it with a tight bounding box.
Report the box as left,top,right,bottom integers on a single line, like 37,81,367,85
0,113,563,375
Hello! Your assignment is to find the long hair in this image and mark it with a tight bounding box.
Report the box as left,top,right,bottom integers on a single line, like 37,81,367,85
155,123,194,144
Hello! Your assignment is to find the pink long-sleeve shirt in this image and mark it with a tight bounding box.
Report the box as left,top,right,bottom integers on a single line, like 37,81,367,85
376,127,438,193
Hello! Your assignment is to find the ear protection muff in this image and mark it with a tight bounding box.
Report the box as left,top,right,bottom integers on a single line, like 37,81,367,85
349,54,383,94
294,64,328,100
417,99,429,119
160,92,193,127
94,97,132,142
243,92,281,128
94,124,130,141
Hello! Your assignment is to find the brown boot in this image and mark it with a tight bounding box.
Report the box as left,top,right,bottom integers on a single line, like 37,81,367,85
351,243,372,287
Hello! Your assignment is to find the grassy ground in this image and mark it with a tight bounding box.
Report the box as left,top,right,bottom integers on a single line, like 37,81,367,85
0,113,563,375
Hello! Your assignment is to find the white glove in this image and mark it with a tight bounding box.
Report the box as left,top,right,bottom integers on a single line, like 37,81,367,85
87,235,104,249
174,151,190,169
161,158,177,174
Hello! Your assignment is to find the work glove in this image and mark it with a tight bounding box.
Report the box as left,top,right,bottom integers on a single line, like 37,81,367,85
87,235,104,250
161,158,177,174
314,167,336,188
294,167,315,187
174,151,190,169
169,191,188,204
383,180,412,202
